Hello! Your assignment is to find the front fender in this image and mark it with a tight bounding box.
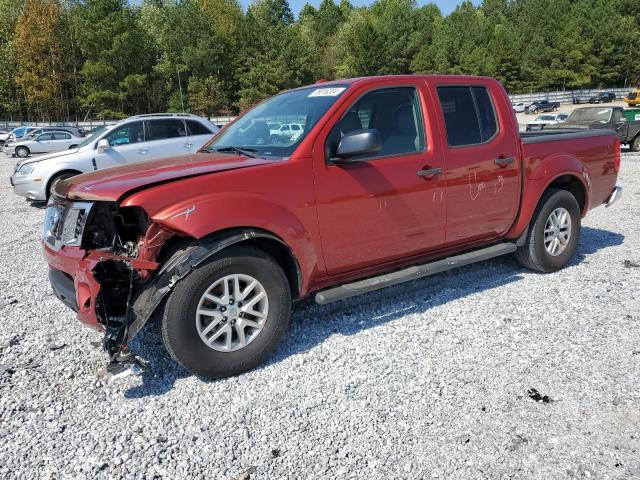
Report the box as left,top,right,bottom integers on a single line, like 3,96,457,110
508,153,590,238
121,191,321,295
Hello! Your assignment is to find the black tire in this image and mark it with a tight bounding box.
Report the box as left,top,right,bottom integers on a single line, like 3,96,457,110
69,144,78,149
160,245,291,379
516,189,581,273
631,135,640,153
15,146,29,158
46,171,78,200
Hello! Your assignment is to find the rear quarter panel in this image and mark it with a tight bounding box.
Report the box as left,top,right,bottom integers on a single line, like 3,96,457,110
509,133,618,238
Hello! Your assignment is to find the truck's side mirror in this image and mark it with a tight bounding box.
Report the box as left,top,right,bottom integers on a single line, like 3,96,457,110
96,138,110,154
331,129,381,164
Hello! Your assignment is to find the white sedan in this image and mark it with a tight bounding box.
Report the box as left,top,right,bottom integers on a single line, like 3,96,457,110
525,113,568,131
512,102,526,113
4,131,82,158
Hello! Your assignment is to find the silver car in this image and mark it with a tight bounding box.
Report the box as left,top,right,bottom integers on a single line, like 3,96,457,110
5,130,83,158
10,113,219,201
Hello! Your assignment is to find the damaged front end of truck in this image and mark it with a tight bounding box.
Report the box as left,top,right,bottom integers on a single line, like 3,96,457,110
44,193,278,381
43,196,177,380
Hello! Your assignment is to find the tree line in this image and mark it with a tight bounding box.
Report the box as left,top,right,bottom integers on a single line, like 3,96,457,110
0,0,639,122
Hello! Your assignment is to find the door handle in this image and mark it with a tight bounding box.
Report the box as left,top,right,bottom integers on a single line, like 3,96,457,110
494,157,514,167
417,167,443,179
137,149,148,155
183,143,193,149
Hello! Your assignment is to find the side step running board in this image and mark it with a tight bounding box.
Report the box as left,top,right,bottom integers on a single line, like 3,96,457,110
315,243,517,305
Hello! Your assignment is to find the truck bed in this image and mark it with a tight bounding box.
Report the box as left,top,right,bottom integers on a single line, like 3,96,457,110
520,128,614,144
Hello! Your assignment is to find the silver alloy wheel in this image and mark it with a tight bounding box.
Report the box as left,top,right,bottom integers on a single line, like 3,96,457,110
195,274,269,352
16,147,28,158
544,207,572,256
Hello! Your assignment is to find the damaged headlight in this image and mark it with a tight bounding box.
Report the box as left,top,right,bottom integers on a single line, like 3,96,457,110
44,200,93,250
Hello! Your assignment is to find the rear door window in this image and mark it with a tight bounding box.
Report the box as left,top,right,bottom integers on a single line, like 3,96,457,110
437,86,499,147
145,119,186,141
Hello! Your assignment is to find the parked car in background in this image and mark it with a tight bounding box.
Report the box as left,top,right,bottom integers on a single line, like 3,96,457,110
589,92,616,104
526,100,560,113
525,113,568,131
572,93,591,104
512,102,526,113
41,75,621,379
0,129,10,146
270,122,304,143
10,113,218,201
546,106,640,151
4,130,83,158
4,126,38,144
624,89,640,107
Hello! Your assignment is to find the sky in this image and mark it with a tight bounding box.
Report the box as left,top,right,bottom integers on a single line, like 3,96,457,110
239,0,482,16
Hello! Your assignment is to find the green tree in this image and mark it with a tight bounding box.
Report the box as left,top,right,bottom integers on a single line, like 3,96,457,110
14,0,65,120
0,0,24,118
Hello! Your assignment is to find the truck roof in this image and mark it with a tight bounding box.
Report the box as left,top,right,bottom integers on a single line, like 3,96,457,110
301,74,499,89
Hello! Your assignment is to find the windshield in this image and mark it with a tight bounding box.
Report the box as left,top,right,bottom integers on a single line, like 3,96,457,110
567,107,612,123
77,125,108,148
205,85,349,158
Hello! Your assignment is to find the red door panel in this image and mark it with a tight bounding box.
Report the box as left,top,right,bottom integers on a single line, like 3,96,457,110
430,80,521,244
312,81,447,275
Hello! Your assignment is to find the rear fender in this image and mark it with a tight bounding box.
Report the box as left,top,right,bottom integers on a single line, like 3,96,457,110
508,153,590,238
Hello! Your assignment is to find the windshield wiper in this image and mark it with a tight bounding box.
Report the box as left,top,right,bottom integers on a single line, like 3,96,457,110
211,146,257,158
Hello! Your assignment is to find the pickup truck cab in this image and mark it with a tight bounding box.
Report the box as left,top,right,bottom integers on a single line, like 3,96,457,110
546,106,640,151
43,75,622,379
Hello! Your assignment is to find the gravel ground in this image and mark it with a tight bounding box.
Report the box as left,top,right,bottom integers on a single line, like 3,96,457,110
0,150,639,480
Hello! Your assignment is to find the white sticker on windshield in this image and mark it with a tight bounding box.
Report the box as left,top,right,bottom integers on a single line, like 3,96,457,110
598,109,609,114
308,87,346,97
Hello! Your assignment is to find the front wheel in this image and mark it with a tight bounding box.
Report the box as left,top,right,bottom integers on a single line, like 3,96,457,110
516,189,581,273
631,135,640,152
160,245,291,379
15,146,29,158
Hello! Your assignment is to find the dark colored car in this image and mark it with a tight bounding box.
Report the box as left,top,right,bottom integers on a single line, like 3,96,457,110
43,75,621,379
546,106,640,151
589,92,616,104
526,100,560,113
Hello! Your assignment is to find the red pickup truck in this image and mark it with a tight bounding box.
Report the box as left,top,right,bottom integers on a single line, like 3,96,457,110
43,75,622,379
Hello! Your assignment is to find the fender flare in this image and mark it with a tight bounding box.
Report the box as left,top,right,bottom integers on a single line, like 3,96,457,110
125,228,300,342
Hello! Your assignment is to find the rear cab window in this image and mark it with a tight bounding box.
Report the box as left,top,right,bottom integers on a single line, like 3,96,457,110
437,85,499,147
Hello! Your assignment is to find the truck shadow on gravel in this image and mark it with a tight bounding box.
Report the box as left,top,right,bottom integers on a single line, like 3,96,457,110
123,226,623,398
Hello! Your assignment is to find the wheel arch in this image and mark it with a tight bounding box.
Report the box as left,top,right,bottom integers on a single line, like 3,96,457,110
45,168,84,198
127,226,303,343
508,157,590,240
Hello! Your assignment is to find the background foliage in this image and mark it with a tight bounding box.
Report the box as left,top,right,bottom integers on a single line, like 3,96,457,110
1,0,639,121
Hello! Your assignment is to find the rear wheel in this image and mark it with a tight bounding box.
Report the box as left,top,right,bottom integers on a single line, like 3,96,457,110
15,146,29,158
516,189,581,272
631,135,640,152
160,246,291,379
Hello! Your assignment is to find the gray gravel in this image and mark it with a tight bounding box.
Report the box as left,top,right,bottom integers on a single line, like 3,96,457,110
1,150,639,480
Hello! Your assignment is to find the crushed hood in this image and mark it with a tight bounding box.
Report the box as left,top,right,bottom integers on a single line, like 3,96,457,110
55,153,280,202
